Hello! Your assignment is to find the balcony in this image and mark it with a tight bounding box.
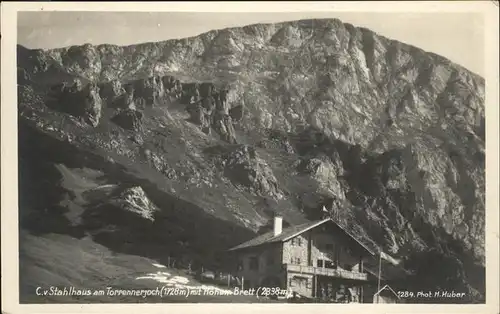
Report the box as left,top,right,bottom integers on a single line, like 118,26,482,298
285,264,368,281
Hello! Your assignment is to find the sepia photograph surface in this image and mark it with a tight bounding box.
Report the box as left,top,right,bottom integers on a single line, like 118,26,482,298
2,1,499,313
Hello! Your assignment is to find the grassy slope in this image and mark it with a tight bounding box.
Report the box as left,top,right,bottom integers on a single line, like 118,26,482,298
19,164,279,303
20,231,280,303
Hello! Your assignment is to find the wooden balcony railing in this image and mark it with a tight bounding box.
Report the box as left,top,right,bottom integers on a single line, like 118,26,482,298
285,264,368,281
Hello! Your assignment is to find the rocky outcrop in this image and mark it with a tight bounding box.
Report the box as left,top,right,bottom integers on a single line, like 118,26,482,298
77,82,102,127
111,108,143,132
98,75,184,110
99,79,125,102
131,76,165,107
47,79,102,127
17,45,51,75
209,144,282,199
45,43,103,81
182,82,238,143
212,114,237,144
297,154,346,200
162,75,183,98
108,186,159,222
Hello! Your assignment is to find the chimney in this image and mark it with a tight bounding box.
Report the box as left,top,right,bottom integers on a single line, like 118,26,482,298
273,216,283,236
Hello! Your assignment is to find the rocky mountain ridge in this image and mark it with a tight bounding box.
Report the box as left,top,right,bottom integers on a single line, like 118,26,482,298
17,18,485,302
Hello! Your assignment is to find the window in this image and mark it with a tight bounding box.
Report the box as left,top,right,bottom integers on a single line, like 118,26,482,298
292,257,301,265
325,260,337,269
249,257,259,271
317,260,324,268
291,237,303,246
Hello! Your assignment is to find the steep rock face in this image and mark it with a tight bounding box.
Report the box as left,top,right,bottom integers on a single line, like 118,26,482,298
45,44,103,81
297,153,346,200
47,80,102,127
99,79,126,105
162,75,183,98
17,18,485,301
182,82,239,143
97,75,241,142
130,76,166,107
111,108,143,132
208,144,282,199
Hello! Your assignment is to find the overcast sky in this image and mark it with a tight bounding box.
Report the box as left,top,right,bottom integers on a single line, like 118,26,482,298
17,11,484,76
